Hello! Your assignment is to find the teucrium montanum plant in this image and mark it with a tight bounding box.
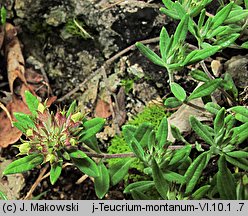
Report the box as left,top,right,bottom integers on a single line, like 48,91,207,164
3,91,109,199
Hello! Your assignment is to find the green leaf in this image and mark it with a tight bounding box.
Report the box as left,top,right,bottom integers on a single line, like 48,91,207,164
25,91,39,117
130,190,151,200
190,116,215,146
192,185,211,199
216,33,240,48
214,107,225,135
134,123,153,148
170,82,187,102
3,154,44,175
70,151,99,177
217,155,236,199
204,102,221,115
94,161,110,199
163,171,185,184
109,158,135,186
184,46,220,66
172,14,189,49
222,73,238,99
164,97,182,108
130,139,145,161
161,0,175,10
148,130,156,152
50,161,62,185
13,112,36,133
230,122,248,145
169,145,192,166
159,8,179,20
198,9,206,30
66,100,77,118
156,117,168,149
225,155,248,171
124,181,155,193
0,6,7,25
241,41,248,49
226,151,248,159
170,125,184,141
0,191,8,200
160,27,170,61
136,42,166,67
152,158,169,199
188,79,222,101
210,2,234,30
80,118,105,141
224,9,248,24
184,152,208,194
83,136,101,153
190,69,210,82
230,106,248,123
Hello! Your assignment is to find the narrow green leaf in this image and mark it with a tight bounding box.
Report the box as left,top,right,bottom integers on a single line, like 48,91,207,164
230,122,248,145
163,171,185,184
152,158,169,199
198,9,206,30
188,79,222,101
134,123,153,148
94,161,110,199
148,130,155,153
172,14,189,49
130,190,151,200
80,118,105,141
130,139,145,161
214,107,225,135
225,155,248,171
70,151,99,177
192,185,211,199
25,91,39,117
3,154,44,175
169,145,192,166
210,2,234,30
0,6,7,25
216,33,240,48
66,100,77,118
205,102,221,115
50,161,62,185
170,82,187,102
136,42,166,67
69,150,88,159
160,27,170,61
170,125,183,141
0,191,8,200
224,9,248,24
222,73,238,99
124,181,155,193
190,69,210,82
84,136,101,153
161,0,175,10
241,41,248,49
184,46,220,66
164,97,182,108
217,155,236,199
184,152,208,194
226,151,248,159
13,112,36,133
159,8,179,20
109,158,135,186
230,106,248,123
156,117,168,149
190,116,215,146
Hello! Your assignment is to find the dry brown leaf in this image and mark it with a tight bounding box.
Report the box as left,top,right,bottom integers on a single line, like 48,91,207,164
0,97,30,148
95,99,112,118
5,23,27,94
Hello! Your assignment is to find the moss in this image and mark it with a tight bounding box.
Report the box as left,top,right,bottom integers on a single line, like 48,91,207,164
107,104,169,183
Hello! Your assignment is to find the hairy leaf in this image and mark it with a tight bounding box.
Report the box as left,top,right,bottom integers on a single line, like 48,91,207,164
3,154,44,175
50,161,62,185
217,155,236,199
156,117,168,149
170,82,187,102
94,161,110,199
164,97,182,108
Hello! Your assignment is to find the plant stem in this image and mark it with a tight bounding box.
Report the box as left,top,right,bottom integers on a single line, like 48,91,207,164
24,164,49,200
184,101,206,112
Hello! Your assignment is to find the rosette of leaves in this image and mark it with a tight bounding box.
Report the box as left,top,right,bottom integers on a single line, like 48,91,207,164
3,91,109,199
